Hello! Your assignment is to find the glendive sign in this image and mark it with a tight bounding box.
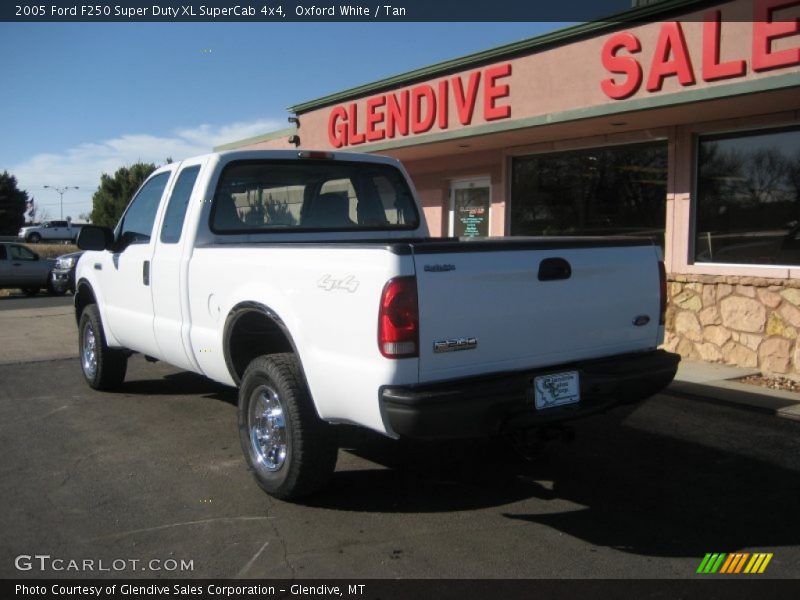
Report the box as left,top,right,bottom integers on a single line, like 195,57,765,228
328,64,512,148
601,0,800,100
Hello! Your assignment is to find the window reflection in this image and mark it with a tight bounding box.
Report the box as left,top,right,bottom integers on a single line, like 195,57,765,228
510,142,667,247
695,127,800,265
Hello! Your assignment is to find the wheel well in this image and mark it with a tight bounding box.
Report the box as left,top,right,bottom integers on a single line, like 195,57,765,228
224,306,295,385
74,281,97,324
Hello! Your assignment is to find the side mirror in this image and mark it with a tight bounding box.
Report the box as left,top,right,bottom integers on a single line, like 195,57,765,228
77,225,114,251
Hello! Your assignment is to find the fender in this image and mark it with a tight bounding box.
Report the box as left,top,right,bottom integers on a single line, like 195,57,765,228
74,277,122,348
222,301,303,385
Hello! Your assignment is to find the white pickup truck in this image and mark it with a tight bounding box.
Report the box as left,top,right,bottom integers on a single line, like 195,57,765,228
74,149,679,500
19,220,83,243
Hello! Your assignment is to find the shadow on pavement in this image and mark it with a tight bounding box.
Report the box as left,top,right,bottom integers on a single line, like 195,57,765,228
119,370,236,404
305,410,800,560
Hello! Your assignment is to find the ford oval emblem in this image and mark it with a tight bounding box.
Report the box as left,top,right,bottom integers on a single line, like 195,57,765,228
633,315,651,327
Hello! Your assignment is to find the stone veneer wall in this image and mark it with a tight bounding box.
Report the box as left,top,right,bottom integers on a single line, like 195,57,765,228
663,274,800,375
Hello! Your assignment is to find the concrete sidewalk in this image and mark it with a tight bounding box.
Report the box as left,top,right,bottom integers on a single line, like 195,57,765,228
671,359,800,422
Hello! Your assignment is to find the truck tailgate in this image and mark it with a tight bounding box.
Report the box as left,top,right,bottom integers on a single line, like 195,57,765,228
412,238,662,383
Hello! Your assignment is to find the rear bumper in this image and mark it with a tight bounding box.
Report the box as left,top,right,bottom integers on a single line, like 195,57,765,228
381,349,680,440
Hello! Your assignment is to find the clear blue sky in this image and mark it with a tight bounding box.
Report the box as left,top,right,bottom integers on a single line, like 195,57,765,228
0,22,569,220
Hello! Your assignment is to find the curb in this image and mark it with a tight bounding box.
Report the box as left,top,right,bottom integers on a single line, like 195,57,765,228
666,379,800,422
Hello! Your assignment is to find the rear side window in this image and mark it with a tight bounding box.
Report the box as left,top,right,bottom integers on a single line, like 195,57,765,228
210,160,419,233
160,165,200,243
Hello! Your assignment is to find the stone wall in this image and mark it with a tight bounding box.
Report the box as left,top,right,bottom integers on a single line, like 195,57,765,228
664,274,800,376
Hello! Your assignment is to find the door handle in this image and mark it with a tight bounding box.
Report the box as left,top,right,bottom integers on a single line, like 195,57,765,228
538,257,572,281
143,260,150,286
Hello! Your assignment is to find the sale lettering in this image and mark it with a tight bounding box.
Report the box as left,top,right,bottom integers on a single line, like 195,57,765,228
601,0,800,100
328,64,512,148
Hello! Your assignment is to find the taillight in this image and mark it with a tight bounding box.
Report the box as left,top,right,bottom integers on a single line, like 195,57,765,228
378,276,419,358
658,260,667,325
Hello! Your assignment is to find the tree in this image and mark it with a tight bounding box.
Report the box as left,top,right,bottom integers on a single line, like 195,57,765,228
0,171,29,234
90,162,157,228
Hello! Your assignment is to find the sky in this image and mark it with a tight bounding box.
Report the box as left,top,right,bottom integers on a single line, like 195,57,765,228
0,21,570,221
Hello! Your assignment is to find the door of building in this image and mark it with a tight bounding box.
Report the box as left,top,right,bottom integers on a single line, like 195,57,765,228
449,177,491,238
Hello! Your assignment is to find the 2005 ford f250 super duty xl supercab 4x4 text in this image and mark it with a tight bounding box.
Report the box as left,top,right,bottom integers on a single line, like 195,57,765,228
74,150,679,500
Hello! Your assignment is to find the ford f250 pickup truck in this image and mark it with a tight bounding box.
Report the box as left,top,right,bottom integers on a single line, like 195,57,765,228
19,220,83,243
74,150,679,500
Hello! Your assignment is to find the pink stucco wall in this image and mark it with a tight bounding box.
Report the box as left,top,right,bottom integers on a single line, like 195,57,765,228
292,0,800,152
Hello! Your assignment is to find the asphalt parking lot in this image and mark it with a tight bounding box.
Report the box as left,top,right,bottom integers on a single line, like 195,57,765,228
1,295,799,579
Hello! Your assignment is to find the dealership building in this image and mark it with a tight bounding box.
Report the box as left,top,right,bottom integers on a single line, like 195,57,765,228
218,0,800,374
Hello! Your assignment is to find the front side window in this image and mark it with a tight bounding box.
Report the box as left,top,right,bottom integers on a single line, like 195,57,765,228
695,127,800,266
210,160,419,233
116,172,170,247
510,141,668,247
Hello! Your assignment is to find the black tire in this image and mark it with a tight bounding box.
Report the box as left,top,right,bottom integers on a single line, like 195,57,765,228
78,304,127,390
47,279,67,296
21,287,39,297
238,353,337,501
27,233,41,243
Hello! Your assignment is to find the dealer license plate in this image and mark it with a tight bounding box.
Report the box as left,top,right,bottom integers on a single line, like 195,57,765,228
533,371,580,410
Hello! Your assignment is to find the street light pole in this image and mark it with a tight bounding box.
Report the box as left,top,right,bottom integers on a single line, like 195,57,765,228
43,185,79,220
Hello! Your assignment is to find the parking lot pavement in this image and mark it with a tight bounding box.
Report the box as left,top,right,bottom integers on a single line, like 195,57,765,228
1,352,800,579
0,303,76,365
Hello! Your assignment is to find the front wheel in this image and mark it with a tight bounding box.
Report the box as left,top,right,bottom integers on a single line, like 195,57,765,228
27,233,41,243
238,353,337,500
48,279,67,296
78,304,127,390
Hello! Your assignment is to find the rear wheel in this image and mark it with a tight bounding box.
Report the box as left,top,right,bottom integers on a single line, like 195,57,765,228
21,287,39,297
78,304,127,390
238,353,337,500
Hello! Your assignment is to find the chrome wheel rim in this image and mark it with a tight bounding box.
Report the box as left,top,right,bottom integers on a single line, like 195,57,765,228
82,322,98,379
249,385,287,472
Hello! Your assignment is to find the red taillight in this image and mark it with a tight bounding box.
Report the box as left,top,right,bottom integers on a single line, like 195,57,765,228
378,276,419,359
658,260,667,325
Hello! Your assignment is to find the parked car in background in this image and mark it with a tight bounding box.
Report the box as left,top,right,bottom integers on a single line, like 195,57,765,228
50,251,84,294
18,220,84,243
0,242,57,296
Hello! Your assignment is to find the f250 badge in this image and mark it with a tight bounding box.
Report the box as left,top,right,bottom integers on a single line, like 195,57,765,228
318,274,360,293
434,337,478,353
424,264,456,272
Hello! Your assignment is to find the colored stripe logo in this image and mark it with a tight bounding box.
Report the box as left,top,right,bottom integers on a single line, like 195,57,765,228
697,553,773,574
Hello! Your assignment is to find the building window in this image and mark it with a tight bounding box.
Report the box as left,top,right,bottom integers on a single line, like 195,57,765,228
695,126,800,266
510,141,667,246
